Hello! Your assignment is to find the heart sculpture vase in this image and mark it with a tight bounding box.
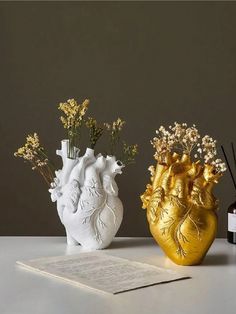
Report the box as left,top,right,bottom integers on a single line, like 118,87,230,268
49,140,124,249
141,153,219,266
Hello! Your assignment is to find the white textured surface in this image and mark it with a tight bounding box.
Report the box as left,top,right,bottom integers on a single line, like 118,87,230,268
0,237,235,314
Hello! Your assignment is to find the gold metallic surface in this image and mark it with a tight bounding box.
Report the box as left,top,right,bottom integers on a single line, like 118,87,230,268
141,153,220,266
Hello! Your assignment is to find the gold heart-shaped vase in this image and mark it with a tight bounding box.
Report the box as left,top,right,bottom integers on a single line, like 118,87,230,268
141,154,219,266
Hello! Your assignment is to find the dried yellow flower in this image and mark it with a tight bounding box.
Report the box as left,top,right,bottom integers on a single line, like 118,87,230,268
14,133,55,185
58,98,89,158
58,98,89,129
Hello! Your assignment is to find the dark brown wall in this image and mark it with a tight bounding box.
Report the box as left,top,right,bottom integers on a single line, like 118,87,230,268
1,1,236,237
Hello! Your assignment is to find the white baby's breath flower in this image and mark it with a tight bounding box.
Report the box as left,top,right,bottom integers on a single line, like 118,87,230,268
151,122,226,173
148,165,155,176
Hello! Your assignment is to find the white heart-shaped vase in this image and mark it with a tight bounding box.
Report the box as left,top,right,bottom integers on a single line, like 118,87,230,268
49,140,124,249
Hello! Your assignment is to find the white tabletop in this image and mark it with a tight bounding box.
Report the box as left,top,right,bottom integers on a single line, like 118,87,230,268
0,237,235,314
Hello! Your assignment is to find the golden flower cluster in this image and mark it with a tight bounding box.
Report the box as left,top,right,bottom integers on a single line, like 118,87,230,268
14,133,41,163
152,122,226,174
58,98,89,158
14,133,55,185
57,98,137,163
58,98,89,130
15,98,138,186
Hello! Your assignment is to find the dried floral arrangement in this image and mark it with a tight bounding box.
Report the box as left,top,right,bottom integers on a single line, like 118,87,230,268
141,122,226,265
14,133,55,185
14,98,138,185
150,122,226,174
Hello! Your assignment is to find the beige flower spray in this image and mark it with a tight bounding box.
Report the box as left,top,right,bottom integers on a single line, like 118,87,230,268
15,97,138,185
58,98,89,159
14,133,55,186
